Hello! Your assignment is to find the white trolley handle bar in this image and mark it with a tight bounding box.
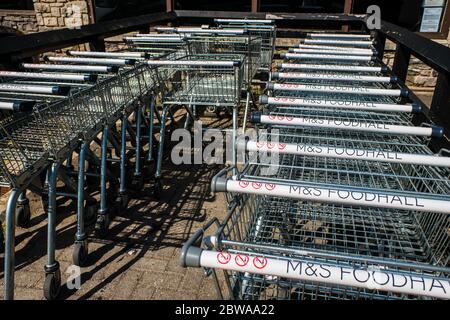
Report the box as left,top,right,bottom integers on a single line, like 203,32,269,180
251,113,443,138
197,250,450,300
245,140,450,167
124,37,185,42
215,18,275,24
147,60,239,67
308,33,372,39
260,96,420,113
135,33,184,37
46,56,134,66
271,72,395,84
0,101,35,112
298,44,375,53
267,83,407,98
68,50,145,58
277,63,386,73
0,83,69,95
156,27,246,35
21,63,117,73
282,53,375,62
175,28,245,35
304,39,374,47
291,49,374,56
0,71,96,82
222,178,450,214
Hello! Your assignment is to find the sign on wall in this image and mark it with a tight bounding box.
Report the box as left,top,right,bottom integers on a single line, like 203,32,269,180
420,0,446,32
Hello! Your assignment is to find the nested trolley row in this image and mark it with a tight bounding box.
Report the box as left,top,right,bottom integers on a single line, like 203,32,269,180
181,31,450,300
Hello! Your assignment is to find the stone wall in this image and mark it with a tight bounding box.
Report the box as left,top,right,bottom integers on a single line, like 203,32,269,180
0,0,92,34
33,0,91,31
0,9,39,34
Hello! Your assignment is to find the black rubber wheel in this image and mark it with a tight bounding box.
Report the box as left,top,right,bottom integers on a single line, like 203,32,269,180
15,203,31,228
115,193,129,214
84,202,98,227
95,214,110,238
73,242,89,267
153,180,163,199
130,175,144,192
43,270,61,300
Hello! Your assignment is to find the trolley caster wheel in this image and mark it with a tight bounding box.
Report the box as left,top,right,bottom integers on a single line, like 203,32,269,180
116,193,129,208
115,193,129,214
95,213,110,238
73,241,89,267
43,269,61,300
206,106,217,114
83,202,98,227
130,175,144,191
16,202,31,228
153,180,163,199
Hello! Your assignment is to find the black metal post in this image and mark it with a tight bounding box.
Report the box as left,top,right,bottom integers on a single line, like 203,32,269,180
430,72,450,139
373,31,386,61
392,44,411,83
88,36,106,52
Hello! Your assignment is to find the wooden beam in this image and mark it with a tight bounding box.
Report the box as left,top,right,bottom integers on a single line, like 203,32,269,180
166,0,174,12
251,0,260,13
343,0,354,31
344,0,354,14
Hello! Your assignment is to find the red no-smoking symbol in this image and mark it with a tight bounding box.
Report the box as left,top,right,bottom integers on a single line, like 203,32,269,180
217,252,231,265
253,256,268,269
235,254,249,267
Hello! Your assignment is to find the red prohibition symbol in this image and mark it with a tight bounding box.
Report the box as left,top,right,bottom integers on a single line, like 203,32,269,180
252,182,262,189
217,252,232,265
239,181,249,189
256,142,265,148
253,256,268,269
235,254,249,267
265,183,276,191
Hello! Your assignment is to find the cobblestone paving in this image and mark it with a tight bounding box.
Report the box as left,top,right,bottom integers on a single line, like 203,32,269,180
0,162,228,300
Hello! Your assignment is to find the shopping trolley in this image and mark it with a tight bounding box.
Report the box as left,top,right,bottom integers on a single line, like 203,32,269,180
185,34,262,87
146,55,245,196
181,111,450,300
0,77,100,300
153,27,262,119
124,35,188,57
180,32,450,300
215,19,276,72
1,53,161,300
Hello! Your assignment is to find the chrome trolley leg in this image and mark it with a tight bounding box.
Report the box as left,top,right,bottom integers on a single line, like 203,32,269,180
43,161,61,300
4,188,21,300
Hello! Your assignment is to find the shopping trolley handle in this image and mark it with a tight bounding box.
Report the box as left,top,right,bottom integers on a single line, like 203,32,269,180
180,218,220,268
249,111,262,124
421,122,444,138
0,100,36,113
211,167,235,194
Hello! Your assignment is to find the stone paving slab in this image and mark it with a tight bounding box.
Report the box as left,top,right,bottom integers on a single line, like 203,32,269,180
0,161,227,300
